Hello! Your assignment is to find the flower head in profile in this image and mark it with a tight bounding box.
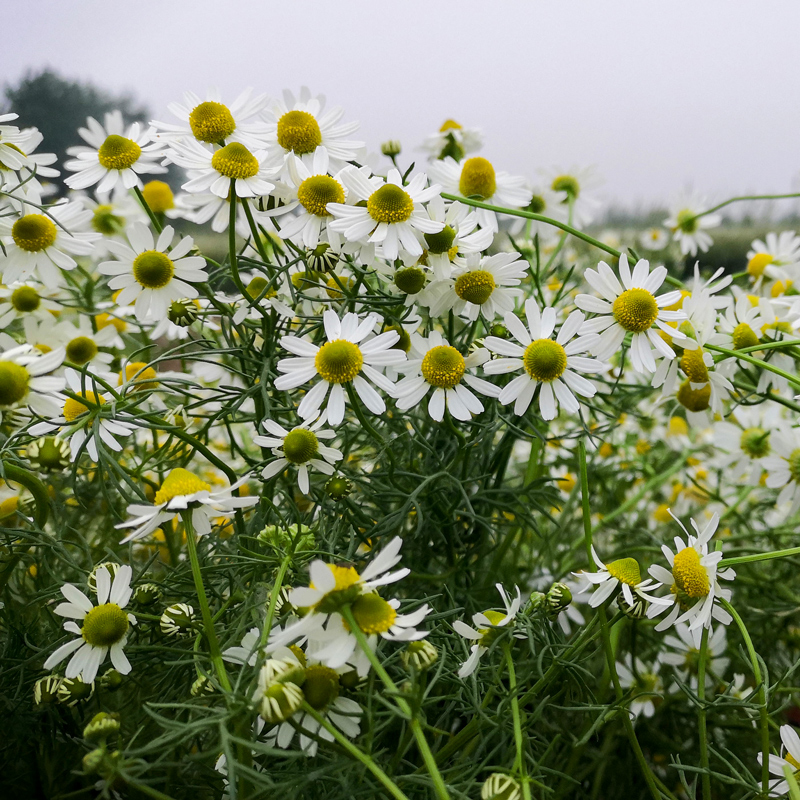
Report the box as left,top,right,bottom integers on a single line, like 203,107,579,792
64,111,165,193
576,549,665,612
646,511,735,632
117,467,257,543
0,343,64,419
274,309,405,425
664,194,721,256
453,584,523,678
422,119,483,162
44,565,135,683
484,299,604,419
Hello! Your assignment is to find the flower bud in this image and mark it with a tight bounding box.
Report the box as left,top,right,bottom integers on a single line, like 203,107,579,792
98,669,123,691
84,711,121,742
134,583,162,606
88,562,120,593
257,523,315,553
381,140,402,158
260,681,304,724
401,640,438,672
324,476,354,502
168,299,199,327
160,603,195,636
27,436,70,472
34,674,62,706
490,323,509,338
616,591,648,620
191,675,215,697
545,583,572,618
82,748,105,775
57,675,94,706
481,773,522,800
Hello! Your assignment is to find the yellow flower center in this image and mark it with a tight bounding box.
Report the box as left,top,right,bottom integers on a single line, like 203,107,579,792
91,204,125,235
739,427,770,458
348,592,397,635
653,504,672,523
211,142,259,180
245,275,277,301
612,288,659,333
325,275,354,299
671,547,710,598
677,380,711,412
679,347,709,383
12,214,58,252
277,110,323,154
732,322,759,350
787,753,800,771
153,468,211,505
311,564,363,614
772,280,792,297
394,266,427,295
141,180,175,213
66,336,99,365
675,209,698,234
668,416,688,437
63,391,106,422
522,338,568,382
81,603,129,647
439,119,462,132
458,157,497,200
297,174,345,217
119,362,158,390
97,312,127,334
132,250,175,289
605,557,642,586
478,609,508,646
10,286,40,312
454,269,495,305
367,184,414,224
424,225,456,255
97,134,142,171
315,339,363,384
188,101,236,144
0,362,30,405
303,664,340,710
420,345,465,389
282,428,319,464
0,142,25,170
551,174,581,198
291,270,326,291
747,252,774,278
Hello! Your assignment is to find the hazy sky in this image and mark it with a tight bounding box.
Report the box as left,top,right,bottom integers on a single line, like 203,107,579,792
6,0,800,209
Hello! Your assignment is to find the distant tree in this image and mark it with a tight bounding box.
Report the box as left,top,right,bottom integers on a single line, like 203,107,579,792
3,68,150,192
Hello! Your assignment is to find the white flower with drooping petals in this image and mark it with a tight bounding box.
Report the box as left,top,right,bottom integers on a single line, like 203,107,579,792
664,194,721,257
758,724,800,797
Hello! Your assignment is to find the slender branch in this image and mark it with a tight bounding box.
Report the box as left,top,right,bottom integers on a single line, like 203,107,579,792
696,626,712,800
133,186,163,234
505,645,531,800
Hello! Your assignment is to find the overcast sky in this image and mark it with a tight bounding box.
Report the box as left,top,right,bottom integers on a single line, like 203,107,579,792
6,0,800,210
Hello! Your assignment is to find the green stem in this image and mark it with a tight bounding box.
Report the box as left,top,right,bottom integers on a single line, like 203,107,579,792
505,645,531,800
705,343,800,391
0,461,49,527
720,545,800,567
240,197,271,265
696,626,712,800
339,605,450,800
300,702,410,800
133,186,163,234
689,192,800,221
258,553,292,650
720,599,769,796
182,513,231,692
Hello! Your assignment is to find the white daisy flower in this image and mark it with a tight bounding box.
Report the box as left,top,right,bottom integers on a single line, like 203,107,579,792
761,427,800,517
483,299,604,419
64,111,165,193
77,188,148,257
0,342,64,418
575,254,686,373
662,623,729,691
428,156,532,232
226,271,294,324
616,655,663,719
712,293,767,353
152,88,271,149
0,282,62,329
639,228,670,251
746,231,800,288
327,167,443,261
575,549,665,610
0,125,59,187
274,309,406,425
23,315,117,374
543,166,603,229
428,251,527,322
43,565,135,683
28,369,136,462
664,194,721,257
98,223,208,322
758,724,800,797
646,511,735,632
422,119,483,162
263,87,364,179
453,584,524,678
0,200,99,288
255,414,342,494
394,331,498,422
116,467,258,543
712,405,780,485
165,137,276,199
222,627,265,667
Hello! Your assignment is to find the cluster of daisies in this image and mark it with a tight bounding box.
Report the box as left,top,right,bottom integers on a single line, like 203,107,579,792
2,88,800,795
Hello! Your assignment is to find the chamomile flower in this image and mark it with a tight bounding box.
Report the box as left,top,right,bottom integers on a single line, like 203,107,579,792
256,414,342,494
0,343,64,419
428,251,527,322
616,655,663,719
274,309,405,425
662,623,729,690
483,300,604,420
98,224,208,322
639,228,670,251
576,548,664,610
712,293,767,352
23,315,117,374
453,584,523,678
28,369,135,462
544,166,602,228
78,188,147,257
116,467,257,543
0,200,99,288
64,111,165,193
43,565,135,683
0,126,59,187
165,137,275,199
327,167,443,261
746,231,800,289
646,511,735,632
263,87,364,178
712,405,780,485
422,119,483,162
576,254,686,373
664,194,721,257
152,88,271,149
760,427,800,517
227,272,294,324
428,156,532,232
0,282,61,328
393,331,498,422
757,725,800,797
